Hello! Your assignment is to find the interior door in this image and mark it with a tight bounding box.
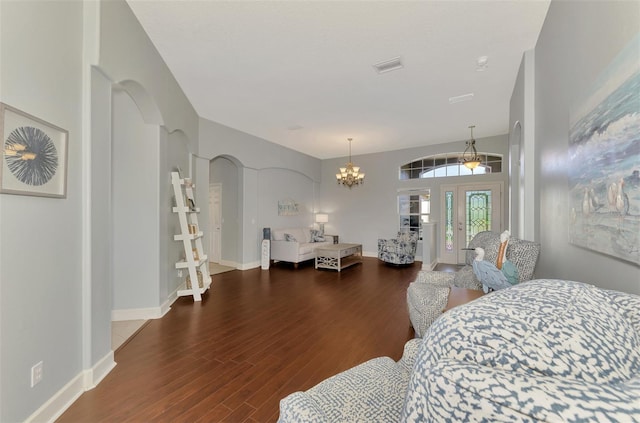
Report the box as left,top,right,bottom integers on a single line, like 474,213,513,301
440,182,503,264
209,183,222,263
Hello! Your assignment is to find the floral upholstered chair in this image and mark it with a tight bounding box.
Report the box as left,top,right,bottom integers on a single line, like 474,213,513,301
378,231,419,265
406,230,540,337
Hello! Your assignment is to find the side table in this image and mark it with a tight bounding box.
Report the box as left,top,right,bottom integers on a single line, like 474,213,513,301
325,234,339,244
442,287,485,313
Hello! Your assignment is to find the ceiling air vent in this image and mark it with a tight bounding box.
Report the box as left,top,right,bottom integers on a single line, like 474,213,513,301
373,57,403,74
449,93,474,104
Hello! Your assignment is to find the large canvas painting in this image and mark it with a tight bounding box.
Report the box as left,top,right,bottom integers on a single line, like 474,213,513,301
568,34,640,265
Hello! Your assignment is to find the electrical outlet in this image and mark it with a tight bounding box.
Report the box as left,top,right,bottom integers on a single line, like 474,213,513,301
177,270,183,277
31,361,43,387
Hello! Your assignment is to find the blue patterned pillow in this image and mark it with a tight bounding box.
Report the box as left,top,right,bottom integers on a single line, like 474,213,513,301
284,233,297,242
310,229,325,242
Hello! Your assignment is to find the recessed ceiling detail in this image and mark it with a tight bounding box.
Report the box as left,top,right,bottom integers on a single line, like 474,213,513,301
372,57,404,74
449,93,475,104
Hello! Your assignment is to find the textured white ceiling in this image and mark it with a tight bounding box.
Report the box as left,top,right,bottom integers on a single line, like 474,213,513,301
126,0,550,159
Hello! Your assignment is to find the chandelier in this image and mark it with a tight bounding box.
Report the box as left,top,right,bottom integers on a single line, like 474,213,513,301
336,138,365,188
461,125,481,170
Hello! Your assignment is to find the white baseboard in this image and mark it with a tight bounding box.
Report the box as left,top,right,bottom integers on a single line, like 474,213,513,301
112,306,164,321
83,350,116,389
238,261,260,270
160,294,175,316
421,259,437,270
25,351,116,423
219,259,237,268
214,260,263,271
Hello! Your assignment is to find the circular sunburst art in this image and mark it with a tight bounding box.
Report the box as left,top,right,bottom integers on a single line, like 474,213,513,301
4,126,58,186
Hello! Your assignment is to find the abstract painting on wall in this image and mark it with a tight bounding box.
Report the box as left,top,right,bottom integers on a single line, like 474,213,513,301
278,199,299,216
0,103,68,198
568,34,640,265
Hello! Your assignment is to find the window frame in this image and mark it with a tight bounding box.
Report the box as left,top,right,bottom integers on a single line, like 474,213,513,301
399,152,502,180
397,188,431,240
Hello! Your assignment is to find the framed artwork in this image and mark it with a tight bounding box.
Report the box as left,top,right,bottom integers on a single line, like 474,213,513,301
0,103,68,198
568,34,640,265
278,199,299,216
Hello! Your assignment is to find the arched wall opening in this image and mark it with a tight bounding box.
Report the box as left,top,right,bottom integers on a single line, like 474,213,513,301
109,79,192,319
209,155,242,267
111,85,162,313
207,153,320,269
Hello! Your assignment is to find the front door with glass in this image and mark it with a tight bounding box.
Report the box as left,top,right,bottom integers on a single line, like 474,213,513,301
440,182,503,264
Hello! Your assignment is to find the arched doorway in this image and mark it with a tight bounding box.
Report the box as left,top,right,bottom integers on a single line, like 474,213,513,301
209,155,242,268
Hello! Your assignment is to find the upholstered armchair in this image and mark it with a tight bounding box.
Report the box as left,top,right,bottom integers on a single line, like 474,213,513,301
378,231,419,265
407,231,540,337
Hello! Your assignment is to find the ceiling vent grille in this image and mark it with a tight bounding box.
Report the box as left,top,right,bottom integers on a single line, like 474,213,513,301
449,93,474,104
373,57,403,74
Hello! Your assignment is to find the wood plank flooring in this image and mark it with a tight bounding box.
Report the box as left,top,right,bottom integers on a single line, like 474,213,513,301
57,258,421,422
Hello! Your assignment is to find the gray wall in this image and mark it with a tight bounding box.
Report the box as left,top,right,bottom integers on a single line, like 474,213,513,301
200,118,322,268
161,130,191,301
509,57,525,239
90,67,115,366
199,119,321,179
112,90,161,310
532,0,640,294
1,0,202,420
509,50,537,241
320,135,509,257
210,157,240,264
0,1,84,421
99,1,199,148
258,168,318,234
99,0,200,315
200,113,509,266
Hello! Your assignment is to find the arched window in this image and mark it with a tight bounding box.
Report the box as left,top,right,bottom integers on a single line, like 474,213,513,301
399,153,502,180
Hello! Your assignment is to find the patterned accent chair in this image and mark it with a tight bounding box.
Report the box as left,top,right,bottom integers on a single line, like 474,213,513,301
279,280,640,422
402,280,640,421
378,231,419,265
407,231,540,337
278,338,422,422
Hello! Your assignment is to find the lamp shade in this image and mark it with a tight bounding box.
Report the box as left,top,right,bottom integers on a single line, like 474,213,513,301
463,159,481,169
315,213,329,224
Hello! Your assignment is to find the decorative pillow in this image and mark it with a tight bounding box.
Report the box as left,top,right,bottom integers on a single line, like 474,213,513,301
284,233,297,242
272,229,287,241
310,229,325,242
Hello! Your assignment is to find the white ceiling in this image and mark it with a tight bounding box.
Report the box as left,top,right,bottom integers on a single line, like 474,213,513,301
126,0,550,159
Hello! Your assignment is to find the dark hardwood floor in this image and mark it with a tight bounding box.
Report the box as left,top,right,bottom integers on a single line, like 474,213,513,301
57,257,422,422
